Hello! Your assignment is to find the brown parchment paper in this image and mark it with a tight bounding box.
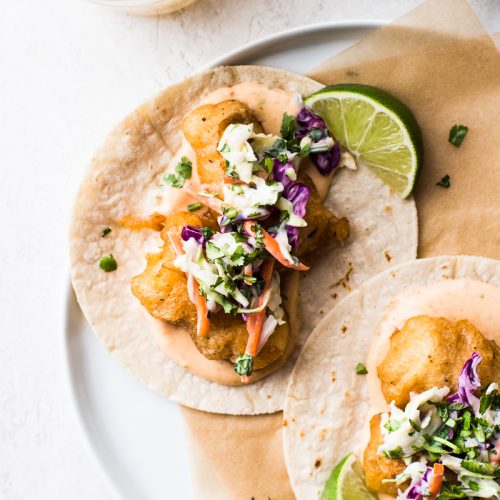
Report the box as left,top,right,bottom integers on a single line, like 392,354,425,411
182,1,500,498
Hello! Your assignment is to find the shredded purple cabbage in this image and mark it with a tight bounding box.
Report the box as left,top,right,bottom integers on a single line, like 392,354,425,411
286,227,300,248
273,159,311,249
405,466,432,500
295,108,340,176
447,352,482,414
284,181,311,218
312,142,341,176
181,225,207,244
272,159,293,187
296,107,328,140
218,207,271,230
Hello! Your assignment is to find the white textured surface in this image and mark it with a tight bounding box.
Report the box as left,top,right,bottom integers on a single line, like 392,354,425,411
0,1,498,499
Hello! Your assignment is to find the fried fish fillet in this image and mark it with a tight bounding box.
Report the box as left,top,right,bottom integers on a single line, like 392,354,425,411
131,211,289,370
363,414,406,495
378,315,500,408
297,172,349,259
182,100,263,186
183,99,349,259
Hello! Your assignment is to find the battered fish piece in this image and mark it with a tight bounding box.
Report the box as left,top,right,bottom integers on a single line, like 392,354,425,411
182,100,262,186
297,173,349,259
131,211,289,370
183,99,349,258
378,315,500,407
363,414,406,496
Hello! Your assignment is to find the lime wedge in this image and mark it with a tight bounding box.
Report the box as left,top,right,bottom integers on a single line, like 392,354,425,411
305,84,423,198
322,452,376,500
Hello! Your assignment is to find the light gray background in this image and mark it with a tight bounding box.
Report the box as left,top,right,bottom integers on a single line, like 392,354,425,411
1,1,498,499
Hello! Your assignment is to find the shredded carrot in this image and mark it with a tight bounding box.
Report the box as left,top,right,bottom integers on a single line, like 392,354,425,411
243,221,309,271
189,276,210,337
223,176,247,185
118,212,166,231
428,463,444,499
167,232,210,337
244,259,275,359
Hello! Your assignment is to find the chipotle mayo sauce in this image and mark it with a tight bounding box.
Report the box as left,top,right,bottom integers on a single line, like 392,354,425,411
363,279,500,499
154,83,314,385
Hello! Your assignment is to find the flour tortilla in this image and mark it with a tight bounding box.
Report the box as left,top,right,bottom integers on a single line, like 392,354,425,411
70,65,417,415
283,255,500,499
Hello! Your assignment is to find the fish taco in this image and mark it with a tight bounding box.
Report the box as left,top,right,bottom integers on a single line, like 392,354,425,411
70,65,417,414
284,255,500,498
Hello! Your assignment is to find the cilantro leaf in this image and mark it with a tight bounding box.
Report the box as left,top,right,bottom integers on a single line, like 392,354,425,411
383,446,403,459
436,174,451,188
234,354,254,376
449,124,468,147
101,227,112,237
384,420,402,432
175,156,192,179
280,113,296,142
355,363,368,375
164,157,192,188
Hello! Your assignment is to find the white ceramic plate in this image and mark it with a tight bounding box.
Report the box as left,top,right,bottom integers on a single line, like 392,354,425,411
63,20,383,500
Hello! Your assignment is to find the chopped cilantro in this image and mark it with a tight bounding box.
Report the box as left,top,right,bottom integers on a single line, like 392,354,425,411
462,460,494,475
234,354,254,376
280,113,296,142
383,446,403,459
164,157,192,188
163,173,183,188
267,138,288,161
187,202,202,212
299,142,311,157
479,393,493,414
101,227,112,237
201,227,213,240
279,210,290,223
449,124,468,147
99,254,117,272
409,419,422,433
384,420,402,432
230,245,245,265
436,174,451,188
264,157,274,175
355,363,368,375
175,156,192,178
211,276,224,289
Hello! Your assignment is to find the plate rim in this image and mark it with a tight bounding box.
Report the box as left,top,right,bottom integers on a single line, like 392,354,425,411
62,18,385,499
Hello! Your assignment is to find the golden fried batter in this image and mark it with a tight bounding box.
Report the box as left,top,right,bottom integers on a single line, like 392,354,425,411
131,211,289,370
378,315,500,407
297,172,349,259
182,100,262,186
182,99,349,258
363,414,406,495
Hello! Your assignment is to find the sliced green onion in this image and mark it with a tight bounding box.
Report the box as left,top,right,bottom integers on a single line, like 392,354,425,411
198,191,219,198
99,254,117,272
187,202,202,212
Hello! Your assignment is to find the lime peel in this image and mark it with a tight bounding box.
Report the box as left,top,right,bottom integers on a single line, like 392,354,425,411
305,83,423,198
322,452,376,500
